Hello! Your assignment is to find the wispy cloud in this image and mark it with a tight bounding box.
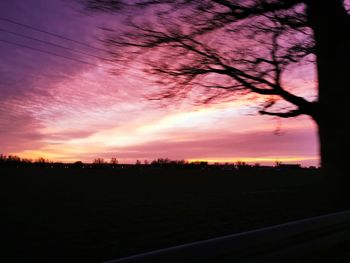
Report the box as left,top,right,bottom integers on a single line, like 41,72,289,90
0,0,318,165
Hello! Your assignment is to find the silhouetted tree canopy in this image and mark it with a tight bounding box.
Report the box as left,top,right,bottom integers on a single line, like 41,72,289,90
83,0,322,117
82,0,350,200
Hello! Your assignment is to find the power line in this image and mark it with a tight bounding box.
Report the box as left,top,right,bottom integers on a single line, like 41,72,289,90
0,17,152,82
0,39,145,81
0,27,113,62
0,38,102,67
0,16,108,53
0,38,150,82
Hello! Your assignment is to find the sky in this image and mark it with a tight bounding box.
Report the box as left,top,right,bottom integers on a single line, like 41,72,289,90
0,0,319,166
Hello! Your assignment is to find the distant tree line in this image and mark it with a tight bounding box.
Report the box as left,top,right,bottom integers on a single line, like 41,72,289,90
0,154,318,171
0,154,60,168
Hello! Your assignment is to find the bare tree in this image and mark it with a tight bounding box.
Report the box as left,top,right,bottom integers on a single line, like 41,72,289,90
82,0,350,198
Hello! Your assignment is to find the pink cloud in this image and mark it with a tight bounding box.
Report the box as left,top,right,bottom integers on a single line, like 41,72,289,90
113,128,317,163
0,0,319,166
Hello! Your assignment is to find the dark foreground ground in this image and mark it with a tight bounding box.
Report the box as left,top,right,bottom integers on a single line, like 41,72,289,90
0,168,347,262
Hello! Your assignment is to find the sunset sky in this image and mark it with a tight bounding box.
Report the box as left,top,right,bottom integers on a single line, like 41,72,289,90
0,0,319,166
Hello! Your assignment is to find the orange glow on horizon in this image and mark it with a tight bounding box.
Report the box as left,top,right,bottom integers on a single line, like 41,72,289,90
13,149,318,167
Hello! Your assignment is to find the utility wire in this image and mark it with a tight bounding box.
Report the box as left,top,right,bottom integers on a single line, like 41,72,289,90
0,27,113,62
0,18,151,82
0,16,108,53
0,38,102,67
0,38,150,82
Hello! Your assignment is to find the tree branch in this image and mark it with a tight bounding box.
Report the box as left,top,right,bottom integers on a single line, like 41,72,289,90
259,108,302,118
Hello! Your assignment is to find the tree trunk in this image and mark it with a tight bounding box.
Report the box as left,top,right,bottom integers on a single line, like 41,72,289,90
307,0,350,205
316,117,350,205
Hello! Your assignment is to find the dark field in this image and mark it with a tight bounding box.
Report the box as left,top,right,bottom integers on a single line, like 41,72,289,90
0,168,342,262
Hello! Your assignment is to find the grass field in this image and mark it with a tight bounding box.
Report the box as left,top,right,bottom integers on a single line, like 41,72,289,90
0,168,341,262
